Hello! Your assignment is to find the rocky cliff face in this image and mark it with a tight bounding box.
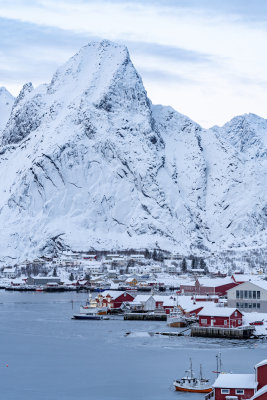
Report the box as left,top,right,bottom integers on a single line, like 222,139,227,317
0,40,266,261
0,87,14,136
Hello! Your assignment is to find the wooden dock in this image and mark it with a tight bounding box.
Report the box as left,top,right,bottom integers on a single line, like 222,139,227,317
124,312,167,321
191,325,255,339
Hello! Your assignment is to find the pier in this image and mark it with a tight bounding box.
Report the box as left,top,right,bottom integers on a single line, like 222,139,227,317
124,312,167,321
191,325,255,339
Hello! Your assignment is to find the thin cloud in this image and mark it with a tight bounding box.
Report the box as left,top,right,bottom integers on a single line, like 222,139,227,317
0,0,267,127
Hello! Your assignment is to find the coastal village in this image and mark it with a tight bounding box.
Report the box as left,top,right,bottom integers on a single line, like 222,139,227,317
1,251,267,336
1,251,267,399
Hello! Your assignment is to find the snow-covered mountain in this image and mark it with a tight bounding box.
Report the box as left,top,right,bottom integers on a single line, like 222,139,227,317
0,87,14,135
0,40,266,262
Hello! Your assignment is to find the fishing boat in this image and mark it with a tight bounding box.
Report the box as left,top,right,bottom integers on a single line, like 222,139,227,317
173,358,212,393
72,312,106,320
72,294,108,320
167,308,186,328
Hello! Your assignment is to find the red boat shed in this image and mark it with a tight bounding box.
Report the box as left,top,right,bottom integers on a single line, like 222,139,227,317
212,373,258,400
198,306,243,328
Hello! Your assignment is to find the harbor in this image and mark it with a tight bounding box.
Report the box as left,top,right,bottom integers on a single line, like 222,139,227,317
1,290,267,400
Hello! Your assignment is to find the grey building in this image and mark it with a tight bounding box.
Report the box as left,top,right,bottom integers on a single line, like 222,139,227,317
227,280,267,312
27,276,61,285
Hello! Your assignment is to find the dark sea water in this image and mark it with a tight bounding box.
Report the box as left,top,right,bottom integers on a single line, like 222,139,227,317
0,290,266,400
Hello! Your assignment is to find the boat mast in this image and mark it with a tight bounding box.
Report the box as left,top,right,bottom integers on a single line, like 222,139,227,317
200,364,203,380
219,352,222,373
216,352,222,377
190,358,193,379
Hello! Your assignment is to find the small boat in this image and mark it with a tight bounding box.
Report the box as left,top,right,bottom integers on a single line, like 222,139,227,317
72,294,108,320
167,308,186,328
173,359,212,393
72,313,106,320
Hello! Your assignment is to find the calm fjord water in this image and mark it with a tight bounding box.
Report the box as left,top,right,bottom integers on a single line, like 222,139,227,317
0,291,266,400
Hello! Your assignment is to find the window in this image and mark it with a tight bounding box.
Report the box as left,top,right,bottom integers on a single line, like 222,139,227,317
236,290,240,299
249,291,252,299
257,291,261,299
244,303,248,308
240,290,244,299
234,311,237,316
257,303,260,309
253,291,256,299
201,319,207,324
238,320,241,325
236,302,239,308
224,320,228,325
253,303,257,308
244,290,248,299
221,389,230,394
236,390,244,395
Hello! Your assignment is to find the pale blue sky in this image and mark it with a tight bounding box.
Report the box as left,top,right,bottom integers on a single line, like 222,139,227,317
1,0,267,127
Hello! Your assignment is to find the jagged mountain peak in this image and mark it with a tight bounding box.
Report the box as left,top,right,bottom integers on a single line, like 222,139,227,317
2,40,150,147
13,82,34,107
0,86,14,98
0,41,265,262
214,112,267,157
48,40,131,97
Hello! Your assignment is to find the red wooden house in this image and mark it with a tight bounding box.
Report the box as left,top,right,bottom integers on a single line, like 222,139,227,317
254,359,267,393
198,306,243,328
96,290,135,309
251,386,267,400
208,359,267,400
212,373,257,400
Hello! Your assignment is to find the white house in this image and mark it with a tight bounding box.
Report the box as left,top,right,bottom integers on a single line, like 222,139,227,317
2,267,17,279
131,295,156,311
227,280,267,312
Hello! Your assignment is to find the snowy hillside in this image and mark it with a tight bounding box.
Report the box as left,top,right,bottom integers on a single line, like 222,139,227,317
0,87,14,135
0,40,266,262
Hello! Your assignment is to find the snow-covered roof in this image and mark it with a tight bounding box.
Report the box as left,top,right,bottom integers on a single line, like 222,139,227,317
213,374,257,389
198,277,233,287
255,359,267,369
132,295,153,304
101,290,131,299
177,296,205,312
232,274,261,282
230,280,267,292
198,305,242,317
250,385,267,399
3,267,16,273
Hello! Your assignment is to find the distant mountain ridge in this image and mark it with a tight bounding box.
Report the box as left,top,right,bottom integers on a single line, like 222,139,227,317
0,40,266,262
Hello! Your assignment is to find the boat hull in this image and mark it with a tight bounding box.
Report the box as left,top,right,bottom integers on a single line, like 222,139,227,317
72,314,103,320
174,384,212,393
167,321,186,328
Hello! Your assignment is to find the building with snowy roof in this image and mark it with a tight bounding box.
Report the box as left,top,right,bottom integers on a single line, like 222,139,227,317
227,280,267,312
206,358,267,400
198,305,243,328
